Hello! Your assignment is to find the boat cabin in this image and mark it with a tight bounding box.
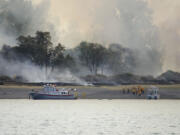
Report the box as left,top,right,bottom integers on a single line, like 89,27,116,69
147,86,160,99
42,84,70,95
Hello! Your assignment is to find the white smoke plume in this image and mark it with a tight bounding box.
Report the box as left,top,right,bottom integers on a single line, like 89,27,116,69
0,0,57,46
0,0,179,81
50,0,162,75
147,0,180,73
0,0,84,82
0,56,86,83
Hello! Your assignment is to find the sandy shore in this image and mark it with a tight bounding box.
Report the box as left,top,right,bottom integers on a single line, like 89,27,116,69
0,85,180,99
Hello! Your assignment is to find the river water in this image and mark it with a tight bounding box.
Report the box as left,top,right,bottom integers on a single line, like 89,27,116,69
0,100,180,135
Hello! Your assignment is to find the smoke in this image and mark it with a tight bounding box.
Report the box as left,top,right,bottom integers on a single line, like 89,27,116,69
50,0,162,75
0,0,179,80
0,0,50,82
0,0,57,46
147,0,180,73
0,0,84,83
0,55,86,83
0,56,50,82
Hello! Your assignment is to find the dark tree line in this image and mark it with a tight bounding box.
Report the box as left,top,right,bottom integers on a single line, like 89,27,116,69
78,42,136,75
0,31,136,76
78,42,107,74
0,31,74,78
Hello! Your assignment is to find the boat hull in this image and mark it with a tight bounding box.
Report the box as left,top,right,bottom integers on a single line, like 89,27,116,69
147,94,160,99
29,93,77,100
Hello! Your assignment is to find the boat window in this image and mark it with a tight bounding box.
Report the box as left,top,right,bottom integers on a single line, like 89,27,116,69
61,92,68,95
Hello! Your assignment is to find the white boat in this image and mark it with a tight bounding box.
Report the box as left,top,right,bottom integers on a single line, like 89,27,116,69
147,86,160,99
29,84,78,100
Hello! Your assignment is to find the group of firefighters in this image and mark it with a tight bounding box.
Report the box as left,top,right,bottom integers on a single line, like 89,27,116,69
122,86,145,96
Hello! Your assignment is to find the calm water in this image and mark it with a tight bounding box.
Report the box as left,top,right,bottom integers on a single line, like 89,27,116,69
0,100,180,135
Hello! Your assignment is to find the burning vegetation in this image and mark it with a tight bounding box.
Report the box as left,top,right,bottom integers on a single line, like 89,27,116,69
0,31,180,85
0,31,137,82
0,0,179,84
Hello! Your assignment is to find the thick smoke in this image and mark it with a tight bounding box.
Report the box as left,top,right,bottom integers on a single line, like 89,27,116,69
51,0,162,75
0,56,50,82
147,0,180,73
0,56,85,83
0,0,58,46
0,0,50,82
1,0,176,81
0,0,84,83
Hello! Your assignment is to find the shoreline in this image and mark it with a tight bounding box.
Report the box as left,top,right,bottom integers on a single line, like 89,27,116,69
0,85,180,99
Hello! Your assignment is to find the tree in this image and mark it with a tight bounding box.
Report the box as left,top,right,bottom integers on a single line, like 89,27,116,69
50,43,75,71
78,41,107,74
1,31,76,73
16,31,53,67
34,31,53,69
64,54,76,71
16,31,53,79
16,35,36,62
51,43,65,70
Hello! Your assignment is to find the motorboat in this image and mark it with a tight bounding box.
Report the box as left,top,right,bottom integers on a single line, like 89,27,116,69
29,84,78,100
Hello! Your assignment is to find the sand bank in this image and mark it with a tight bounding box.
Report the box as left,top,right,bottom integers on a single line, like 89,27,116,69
0,85,180,99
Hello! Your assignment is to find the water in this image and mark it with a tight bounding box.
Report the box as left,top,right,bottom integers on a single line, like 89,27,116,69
0,100,180,135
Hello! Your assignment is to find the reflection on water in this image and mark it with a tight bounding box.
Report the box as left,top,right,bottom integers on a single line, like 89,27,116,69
0,100,180,135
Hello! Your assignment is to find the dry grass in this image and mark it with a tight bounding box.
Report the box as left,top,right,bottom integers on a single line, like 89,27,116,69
0,84,96,89
101,84,180,90
0,85,41,89
1,84,180,90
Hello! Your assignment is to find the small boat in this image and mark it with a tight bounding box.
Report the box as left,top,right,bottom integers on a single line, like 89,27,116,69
147,86,160,99
29,84,78,100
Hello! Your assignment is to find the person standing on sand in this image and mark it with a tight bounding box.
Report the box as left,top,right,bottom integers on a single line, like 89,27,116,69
127,89,130,94
141,87,145,94
122,89,125,94
138,89,141,96
132,88,136,95
135,88,138,95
